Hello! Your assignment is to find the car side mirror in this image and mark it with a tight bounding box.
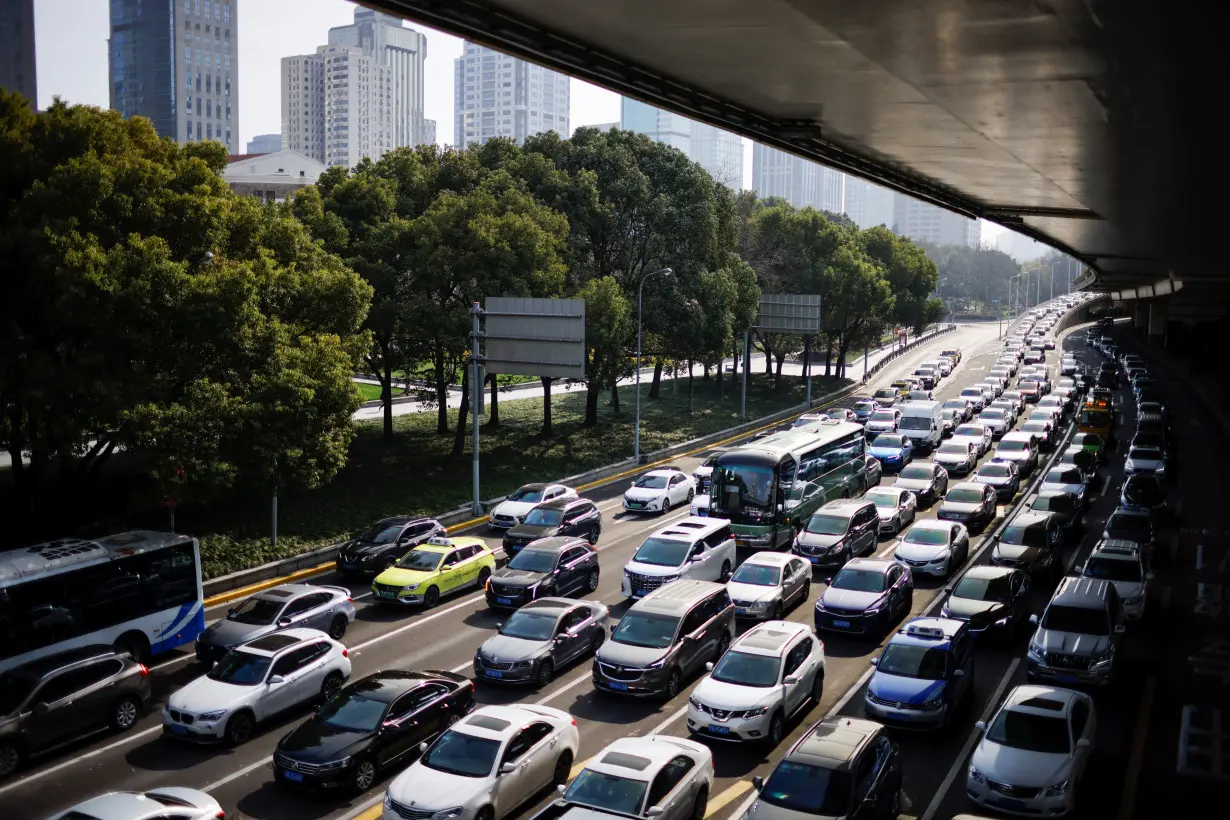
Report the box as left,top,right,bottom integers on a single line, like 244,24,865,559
824,577,833,585
268,675,285,685
705,661,714,671
784,675,800,685
646,809,665,818
1072,563,1083,574
32,702,50,715
277,616,292,627
869,657,878,667
1146,572,1155,581
557,785,567,797
419,741,430,754
953,668,965,677
752,776,764,791
226,607,236,616
975,720,987,732
1076,738,1092,749
1114,624,1127,635
1029,614,1039,625
499,762,517,775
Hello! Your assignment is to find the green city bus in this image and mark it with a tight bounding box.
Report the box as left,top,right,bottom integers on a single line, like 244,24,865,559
706,420,868,550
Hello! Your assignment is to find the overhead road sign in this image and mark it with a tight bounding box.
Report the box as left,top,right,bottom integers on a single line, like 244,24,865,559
757,294,822,334
483,297,587,380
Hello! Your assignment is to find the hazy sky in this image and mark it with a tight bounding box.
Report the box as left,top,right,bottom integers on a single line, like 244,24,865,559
31,0,1001,242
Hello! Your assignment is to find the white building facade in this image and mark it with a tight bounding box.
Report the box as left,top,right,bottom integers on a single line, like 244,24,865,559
620,98,742,189
282,43,393,168
223,149,326,203
751,144,843,212
453,42,569,148
843,177,895,229
893,197,982,247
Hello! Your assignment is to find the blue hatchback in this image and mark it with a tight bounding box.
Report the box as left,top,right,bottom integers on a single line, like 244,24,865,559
869,433,913,471
864,617,973,729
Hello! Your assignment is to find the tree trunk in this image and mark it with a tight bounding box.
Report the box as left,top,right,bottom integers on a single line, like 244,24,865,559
702,363,710,380
672,362,679,397
838,338,851,377
487,373,500,428
763,338,774,374
648,360,663,399
687,359,695,414
824,342,834,378
381,351,394,439
610,379,620,412
584,378,601,426
541,377,554,436
434,343,449,434
773,350,785,389
450,367,470,457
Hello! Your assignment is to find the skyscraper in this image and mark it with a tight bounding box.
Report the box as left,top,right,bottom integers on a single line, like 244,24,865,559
620,98,742,189
0,0,36,109
892,197,981,247
751,144,843,212
109,0,238,149
282,44,393,169
453,43,569,148
843,177,895,229
420,118,437,147
246,133,282,155
327,8,428,148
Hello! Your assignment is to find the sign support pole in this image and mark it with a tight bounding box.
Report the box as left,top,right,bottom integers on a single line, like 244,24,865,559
470,302,484,516
804,335,812,406
741,329,750,420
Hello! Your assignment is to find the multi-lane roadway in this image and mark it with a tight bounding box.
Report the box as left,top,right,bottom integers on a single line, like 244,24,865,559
8,318,1141,820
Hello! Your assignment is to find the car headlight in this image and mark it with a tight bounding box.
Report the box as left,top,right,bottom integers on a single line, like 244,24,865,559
401,584,419,593
689,696,703,709
659,575,681,584
431,809,465,820
316,756,351,771
968,764,986,784
923,691,946,710
742,706,770,718
748,600,769,610
512,660,533,669
1028,642,1045,662
866,596,889,612
1042,780,1070,797
644,657,668,670
1092,647,1115,667
197,710,228,723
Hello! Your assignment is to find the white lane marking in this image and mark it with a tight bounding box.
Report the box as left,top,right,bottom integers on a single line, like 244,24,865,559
0,725,163,796
917,657,1021,820
349,593,494,654
450,661,473,673
202,756,272,792
533,668,593,705
824,666,876,719
646,704,689,737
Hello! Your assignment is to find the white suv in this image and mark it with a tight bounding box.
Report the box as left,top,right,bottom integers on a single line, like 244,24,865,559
164,628,350,745
559,736,715,820
1074,539,1151,620
686,621,825,745
622,518,737,599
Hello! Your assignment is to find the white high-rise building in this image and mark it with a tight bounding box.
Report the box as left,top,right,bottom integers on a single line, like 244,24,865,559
843,177,895,229
751,144,843,212
620,98,742,189
453,43,570,148
281,43,393,168
893,196,981,247
420,118,437,146
327,8,428,148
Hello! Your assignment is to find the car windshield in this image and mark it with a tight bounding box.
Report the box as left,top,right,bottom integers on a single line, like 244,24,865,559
1107,513,1152,540
978,463,1012,478
207,650,273,686
507,486,545,503
870,411,897,422
523,508,564,527
863,489,903,508
0,673,35,715
961,389,982,398
877,643,948,679
942,410,958,420
898,465,935,482
938,443,969,456
227,597,283,625
1002,523,1049,548
980,410,1005,420
1085,556,1142,582
830,568,886,593
1129,447,1162,461
731,562,781,586
944,400,967,409
711,650,781,687
946,487,985,504
1123,477,1164,506
1021,423,1048,435
759,760,851,816
1042,603,1110,635
997,440,1028,453
987,709,1072,754
954,425,986,438
396,549,443,572
499,609,560,641
953,574,1012,602
872,435,905,448
356,521,405,544
634,474,670,489
632,536,689,567
1032,495,1074,515
315,692,389,733
903,527,949,546
805,513,850,536
874,389,897,400
506,549,557,574
612,611,680,649
421,728,502,778
1047,468,1083,485
564,770,649,815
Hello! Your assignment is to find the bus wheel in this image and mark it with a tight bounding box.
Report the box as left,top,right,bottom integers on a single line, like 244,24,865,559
116,632,150,665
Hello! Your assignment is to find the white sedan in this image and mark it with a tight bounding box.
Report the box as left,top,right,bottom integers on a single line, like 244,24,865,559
383,704,580,820
164,629,351,745
726,553,812,620
861,486,917,536
623,468,695,514
46,789,223,820
952,423,993,457
968,685,1096,817
1039,466,1088,505
489,483,578,529
893,520,970,578
934,440,978,475
560,736,715,820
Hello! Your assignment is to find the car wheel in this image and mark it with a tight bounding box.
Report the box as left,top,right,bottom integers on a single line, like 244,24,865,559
586,567,601,593
476,566,492,589
664,668,682,699
771,601,784,620
380,555,397,573
537,660,555,687
691,786,710,820
0,744,20,779
111,696,141,732
328,614,348,640
811,669,825,704
720,560,733,582
224,711,254,746
352,758,377,793
423,586,440,609
688,488,695,503
588,524,600,545
321,671,344,702
767,711,785,746
892,516,902,535
552,750,574,786
661,498,671,515
589,628,605,654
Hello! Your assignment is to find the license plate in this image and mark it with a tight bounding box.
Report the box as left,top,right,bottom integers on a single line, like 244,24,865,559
485,669,503,679
377,590,395,599
634,590,647,598
735,607,748,615
496,597,513,605
1055,674,1078,683
994,797,1027,811
171,724,187,735
708,725,730,735
283,771,304,783
609,682,629,691
832,619,851,628
808,557,820,564
342,562,355,569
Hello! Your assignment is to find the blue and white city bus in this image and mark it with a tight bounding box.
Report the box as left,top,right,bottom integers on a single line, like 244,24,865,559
0,531,204,673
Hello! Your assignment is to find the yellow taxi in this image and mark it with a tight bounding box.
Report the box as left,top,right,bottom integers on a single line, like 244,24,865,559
941,348,963,365
889,380,913,399
371,536,496,608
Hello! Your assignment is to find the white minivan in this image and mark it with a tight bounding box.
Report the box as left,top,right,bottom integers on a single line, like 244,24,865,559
898,400,944,451
621,517,738,599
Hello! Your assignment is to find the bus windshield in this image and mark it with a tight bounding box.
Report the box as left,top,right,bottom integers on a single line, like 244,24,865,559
712,463,776,517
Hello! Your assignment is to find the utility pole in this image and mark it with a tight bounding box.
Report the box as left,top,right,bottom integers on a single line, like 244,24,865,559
470,302,485,515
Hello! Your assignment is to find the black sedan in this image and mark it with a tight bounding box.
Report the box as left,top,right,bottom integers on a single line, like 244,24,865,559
940,565,1030,637
1120,474,1172,522
501,497,603,554
485,536,600,610
335,517,446,576
273,670,474,793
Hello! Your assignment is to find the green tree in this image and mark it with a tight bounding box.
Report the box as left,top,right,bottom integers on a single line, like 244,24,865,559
862,226,940,333
577,276,633,425
0,95,372,528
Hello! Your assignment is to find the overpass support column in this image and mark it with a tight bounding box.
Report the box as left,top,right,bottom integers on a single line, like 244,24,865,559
1147,298,1167,345
1133,300,1148,333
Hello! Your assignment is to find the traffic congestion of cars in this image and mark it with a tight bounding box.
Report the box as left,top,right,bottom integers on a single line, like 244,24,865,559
7,292,1180,820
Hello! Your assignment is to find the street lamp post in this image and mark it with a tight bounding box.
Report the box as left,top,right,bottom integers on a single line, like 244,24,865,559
635,267,673,464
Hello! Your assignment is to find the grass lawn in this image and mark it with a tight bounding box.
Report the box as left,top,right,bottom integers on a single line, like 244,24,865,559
354,382,385,402
183,371,845,579
354,373,537,404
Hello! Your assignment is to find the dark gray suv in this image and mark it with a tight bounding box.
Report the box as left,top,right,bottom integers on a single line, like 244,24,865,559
592,580,735,699
0,645,152,778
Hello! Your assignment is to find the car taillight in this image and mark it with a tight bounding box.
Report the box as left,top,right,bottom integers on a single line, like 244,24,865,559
138,664,149,677
342,648,349,658
347,597,354,603
216,812,226,820
571,717,577,726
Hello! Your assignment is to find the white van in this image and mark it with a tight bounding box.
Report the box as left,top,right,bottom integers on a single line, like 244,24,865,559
621,517,738,598
899,400,944,451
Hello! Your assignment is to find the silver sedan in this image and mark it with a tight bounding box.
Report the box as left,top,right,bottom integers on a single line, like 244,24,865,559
474,597,608,686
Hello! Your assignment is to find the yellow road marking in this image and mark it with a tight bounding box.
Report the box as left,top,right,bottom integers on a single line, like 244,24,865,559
705,781,754,818
353,805,382,820
569,755,592,780
1118,676,1156,820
